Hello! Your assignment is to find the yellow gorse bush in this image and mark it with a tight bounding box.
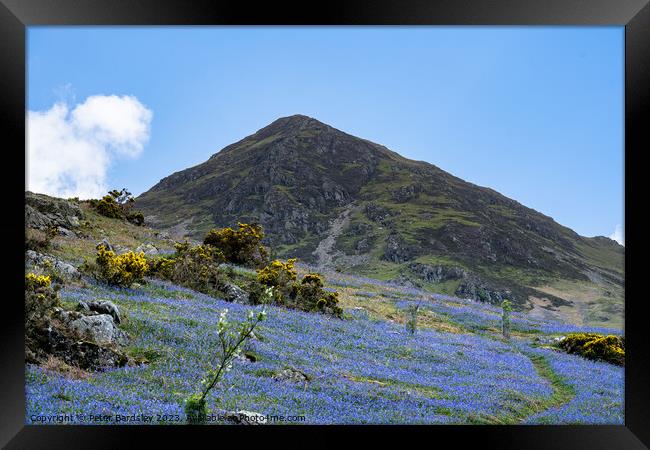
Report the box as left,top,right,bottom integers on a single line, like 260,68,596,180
256,261,342,316
25,273,60,320
95,245,149,287
25,273,51,290
558,332,625,366
204,222,268,267
257,258,297,287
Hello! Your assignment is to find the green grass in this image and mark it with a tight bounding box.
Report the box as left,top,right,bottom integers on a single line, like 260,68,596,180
466,351,575,425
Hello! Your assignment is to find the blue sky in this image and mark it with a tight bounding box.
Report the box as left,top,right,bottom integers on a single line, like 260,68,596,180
27,26,624,241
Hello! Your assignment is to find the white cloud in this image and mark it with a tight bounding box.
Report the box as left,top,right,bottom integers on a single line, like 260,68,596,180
609,224,624,246
27,95,152,199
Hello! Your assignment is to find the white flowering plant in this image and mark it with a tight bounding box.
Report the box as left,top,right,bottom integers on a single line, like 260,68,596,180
184,287,272,423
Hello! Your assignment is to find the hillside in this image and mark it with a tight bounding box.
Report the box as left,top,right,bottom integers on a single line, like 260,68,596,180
136,115,624,326
24,192,624,425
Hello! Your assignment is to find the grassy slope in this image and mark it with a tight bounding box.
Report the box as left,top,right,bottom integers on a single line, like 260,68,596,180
46,203,176,265
25,208,624,424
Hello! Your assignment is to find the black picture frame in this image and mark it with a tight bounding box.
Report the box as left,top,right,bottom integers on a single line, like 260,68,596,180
1,1,648,448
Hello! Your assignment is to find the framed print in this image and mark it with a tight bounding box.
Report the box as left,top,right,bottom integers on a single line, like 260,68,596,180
1,0,648,448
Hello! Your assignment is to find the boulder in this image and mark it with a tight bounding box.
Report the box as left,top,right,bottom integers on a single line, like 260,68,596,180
391,184,421,202
68,314,129,346
27,310,130,371
113,245,128,255
96,239,129,255
364,202,392,224
46,327,128,371
87,300,121,324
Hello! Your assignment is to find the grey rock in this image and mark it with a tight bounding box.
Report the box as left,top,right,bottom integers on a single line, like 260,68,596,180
392,184,421,202
272,368,310,383
390,276,421,289
77,301,90,312
25,191,84,231
113,245,128,255
364,202,392,224
25,250,80,279
222,283,250,304
408,263,467,283
96,239,114,252
68,314,129,346
383,232,415,263
356,238,371,253
135,243,159,255
58,227,76,237
45,327,128,371
87,300,121,324
455,276,511,305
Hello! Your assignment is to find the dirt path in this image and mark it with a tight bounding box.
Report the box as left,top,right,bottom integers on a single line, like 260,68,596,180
312,203,356,268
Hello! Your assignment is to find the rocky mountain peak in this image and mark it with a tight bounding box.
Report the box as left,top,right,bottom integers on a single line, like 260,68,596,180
136,116,624,311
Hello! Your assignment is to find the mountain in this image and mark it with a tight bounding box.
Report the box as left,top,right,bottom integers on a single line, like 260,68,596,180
136,115,624,324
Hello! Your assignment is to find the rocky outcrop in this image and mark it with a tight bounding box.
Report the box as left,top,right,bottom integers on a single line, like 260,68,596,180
364,202,392,224
25,191,84,234
454,276,512,305
27,310,130,371
96,239,128,255
25,250,80,279
67,314,129,346
26,282,132,371
79,300,122,324
392,184,421,203
383,232,416,263
407,263,466,283
29,326,129,371
407,262,512,305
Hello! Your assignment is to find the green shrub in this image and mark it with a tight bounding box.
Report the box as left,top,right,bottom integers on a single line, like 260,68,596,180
92,245,149,287
25,273,61,321
204,223,268,268
92,188,145,226
95,195,123,219
256,261,342,317
296,273,342,317
147,242,225,296
501,299,512,340
257,258,298,304
172,243,222,291
147,255,176,280
558,333,625,366
405,303,419,335
126,211,145,226
582,336,625,366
